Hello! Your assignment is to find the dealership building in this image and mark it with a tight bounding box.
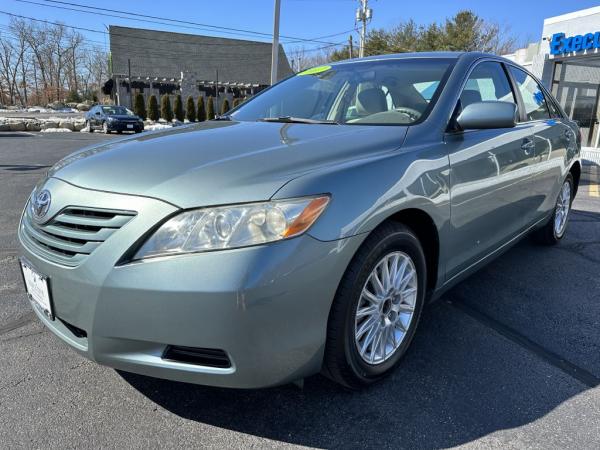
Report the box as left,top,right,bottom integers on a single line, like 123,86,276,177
504,5,600,161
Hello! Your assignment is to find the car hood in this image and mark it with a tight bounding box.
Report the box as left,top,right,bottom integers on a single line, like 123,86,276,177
49,121,407,208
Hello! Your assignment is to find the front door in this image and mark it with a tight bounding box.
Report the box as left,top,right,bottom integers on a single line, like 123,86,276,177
445,61,536,280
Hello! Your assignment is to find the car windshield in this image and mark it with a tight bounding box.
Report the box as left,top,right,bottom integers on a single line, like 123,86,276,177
101,106,134,116
231,58,454,125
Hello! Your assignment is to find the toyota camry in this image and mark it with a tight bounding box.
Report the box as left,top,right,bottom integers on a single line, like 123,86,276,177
19,52,581,389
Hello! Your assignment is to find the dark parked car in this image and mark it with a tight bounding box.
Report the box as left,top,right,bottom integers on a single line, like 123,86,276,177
85,105,144,134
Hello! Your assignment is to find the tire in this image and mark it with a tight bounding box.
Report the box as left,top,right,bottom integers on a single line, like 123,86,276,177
533,173,574,245
323,222,427,389
102,122,109,134
86,120,94,132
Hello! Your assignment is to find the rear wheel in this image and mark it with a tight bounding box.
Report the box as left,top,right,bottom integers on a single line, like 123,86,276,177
85,120,94,132
323,222,426,389
533,174,574,245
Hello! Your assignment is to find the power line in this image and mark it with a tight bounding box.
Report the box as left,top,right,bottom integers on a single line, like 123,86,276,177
20,0,345,46
0,15,344,69
0,10,343,55
0,16,345,64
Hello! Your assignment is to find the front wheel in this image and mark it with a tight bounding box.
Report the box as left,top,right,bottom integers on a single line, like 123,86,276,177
102,122,110,134
323,222,426,389
533,174,574,245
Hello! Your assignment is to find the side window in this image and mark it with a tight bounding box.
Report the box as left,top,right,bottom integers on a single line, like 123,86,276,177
508,66,551,121
460,61,516,110
545,94,562,118
413,81,440,102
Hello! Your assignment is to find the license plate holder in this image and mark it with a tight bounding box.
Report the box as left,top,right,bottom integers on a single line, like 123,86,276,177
20,259,54,320
126,124,134,129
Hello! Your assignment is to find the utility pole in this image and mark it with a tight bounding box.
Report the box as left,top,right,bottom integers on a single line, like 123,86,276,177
270,0,281,85
349,35,354,59
356,0,373,58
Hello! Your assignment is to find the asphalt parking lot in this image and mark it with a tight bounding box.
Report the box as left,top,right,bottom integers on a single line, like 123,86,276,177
1,132,599,449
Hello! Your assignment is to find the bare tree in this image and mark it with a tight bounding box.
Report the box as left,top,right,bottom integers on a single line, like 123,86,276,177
0,18,109,106
0,33,25,105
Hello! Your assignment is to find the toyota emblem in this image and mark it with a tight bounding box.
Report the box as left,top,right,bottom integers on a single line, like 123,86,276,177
32,189,51,220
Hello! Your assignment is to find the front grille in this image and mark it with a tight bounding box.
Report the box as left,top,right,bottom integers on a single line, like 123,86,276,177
20,205,136,266
162,346,232,369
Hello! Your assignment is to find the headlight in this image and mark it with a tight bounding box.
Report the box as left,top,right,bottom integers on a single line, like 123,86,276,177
106,116,116,122
133,195,330,260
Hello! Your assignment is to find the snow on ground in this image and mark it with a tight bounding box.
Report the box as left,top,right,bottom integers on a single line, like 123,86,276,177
0,115,183,133
144,123,174,131
40,128,72,133
26,107,52,113
0,107,78,114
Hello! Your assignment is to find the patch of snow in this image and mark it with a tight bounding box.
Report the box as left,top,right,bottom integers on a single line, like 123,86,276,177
144,123,173,131
40,127,72,133
27,107,52,113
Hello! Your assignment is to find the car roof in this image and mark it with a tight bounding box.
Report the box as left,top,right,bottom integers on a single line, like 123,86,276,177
329,51,510,66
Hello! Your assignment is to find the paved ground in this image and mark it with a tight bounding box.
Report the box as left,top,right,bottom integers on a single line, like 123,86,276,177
1,133,599,449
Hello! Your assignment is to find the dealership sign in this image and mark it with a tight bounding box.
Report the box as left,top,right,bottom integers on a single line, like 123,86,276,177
549,32,600,55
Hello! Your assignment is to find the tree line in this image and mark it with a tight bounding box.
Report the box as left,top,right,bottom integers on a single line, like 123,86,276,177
134,93,242,122
289,10,518,70
0,18,108,107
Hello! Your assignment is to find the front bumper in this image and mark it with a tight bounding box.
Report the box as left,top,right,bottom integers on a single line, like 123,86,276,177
107,121,143,132
19,178,364,388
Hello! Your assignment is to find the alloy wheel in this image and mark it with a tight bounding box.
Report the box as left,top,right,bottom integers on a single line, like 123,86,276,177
554,180,571,237
354,251,418,365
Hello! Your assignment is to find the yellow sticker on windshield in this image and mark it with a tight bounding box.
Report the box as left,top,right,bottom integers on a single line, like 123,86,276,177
298,65,332,76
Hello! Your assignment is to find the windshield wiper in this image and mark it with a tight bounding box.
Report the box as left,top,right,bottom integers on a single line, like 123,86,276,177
213,114,232,121
259,116,339,125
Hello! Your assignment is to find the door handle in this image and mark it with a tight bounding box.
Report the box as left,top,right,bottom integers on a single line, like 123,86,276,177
521,138,535,155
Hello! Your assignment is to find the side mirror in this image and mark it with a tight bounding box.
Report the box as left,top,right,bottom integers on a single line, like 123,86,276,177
95,111,101,116
456,101,517,130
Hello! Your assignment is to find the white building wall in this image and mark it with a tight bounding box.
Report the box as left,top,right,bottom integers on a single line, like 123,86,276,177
539,6,600,86
503,6,600,84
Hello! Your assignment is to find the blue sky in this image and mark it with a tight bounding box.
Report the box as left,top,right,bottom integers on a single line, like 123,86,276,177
1,0,600,54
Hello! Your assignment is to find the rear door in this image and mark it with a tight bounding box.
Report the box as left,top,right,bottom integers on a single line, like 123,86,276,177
92,107,102,128
88,107,96,127
445,61,536,279
507,65,573,222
